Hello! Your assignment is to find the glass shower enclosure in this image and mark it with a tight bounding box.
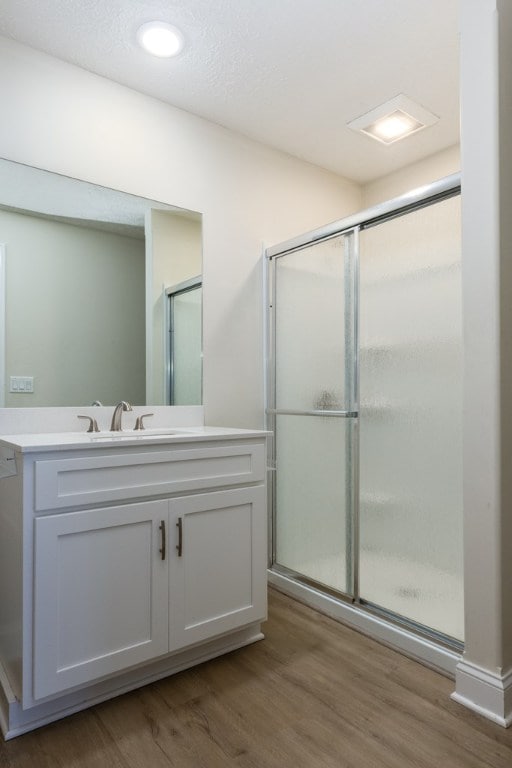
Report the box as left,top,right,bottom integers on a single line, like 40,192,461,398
266,175,463,647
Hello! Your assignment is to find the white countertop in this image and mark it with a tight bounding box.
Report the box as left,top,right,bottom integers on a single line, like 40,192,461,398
0,426,270,453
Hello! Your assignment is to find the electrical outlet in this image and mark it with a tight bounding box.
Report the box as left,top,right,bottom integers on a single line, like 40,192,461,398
9,376,34,393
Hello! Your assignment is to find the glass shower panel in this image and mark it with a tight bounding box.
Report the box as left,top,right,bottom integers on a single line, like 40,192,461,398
272,234,354,595
359,195,463,639
170,285,202,405
275,414,349,593
275,237,346,412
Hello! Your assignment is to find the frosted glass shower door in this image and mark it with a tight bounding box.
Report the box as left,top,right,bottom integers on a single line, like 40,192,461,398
272,234,356,596
359,195,463,639
169,282,202,405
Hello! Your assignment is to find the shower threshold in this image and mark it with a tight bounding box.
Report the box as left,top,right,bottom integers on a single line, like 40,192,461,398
268,565,463,678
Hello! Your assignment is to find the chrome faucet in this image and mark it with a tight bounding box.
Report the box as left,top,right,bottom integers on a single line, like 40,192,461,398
110,401,132,431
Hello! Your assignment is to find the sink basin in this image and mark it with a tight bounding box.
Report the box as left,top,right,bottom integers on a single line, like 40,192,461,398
89,428,189,441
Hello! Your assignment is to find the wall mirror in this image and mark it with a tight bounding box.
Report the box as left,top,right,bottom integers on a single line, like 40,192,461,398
0,159,202,408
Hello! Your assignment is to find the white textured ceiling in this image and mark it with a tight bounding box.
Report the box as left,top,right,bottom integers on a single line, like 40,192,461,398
0,0,460,184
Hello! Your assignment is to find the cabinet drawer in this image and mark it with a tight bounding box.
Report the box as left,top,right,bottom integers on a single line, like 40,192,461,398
34,443,265,511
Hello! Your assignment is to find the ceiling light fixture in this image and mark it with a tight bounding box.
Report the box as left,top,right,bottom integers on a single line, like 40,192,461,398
137,22,184,58
347,94,439,145
366,110,423,143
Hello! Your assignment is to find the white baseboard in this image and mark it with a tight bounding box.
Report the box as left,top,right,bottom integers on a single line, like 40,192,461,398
451,659,512,727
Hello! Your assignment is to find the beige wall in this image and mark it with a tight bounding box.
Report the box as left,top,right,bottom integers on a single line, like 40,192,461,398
362,144,460,207
0,36,362,429
0,208,145,407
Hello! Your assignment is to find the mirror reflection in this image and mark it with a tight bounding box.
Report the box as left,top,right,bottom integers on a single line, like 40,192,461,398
167,277,202,405
0,159,202,408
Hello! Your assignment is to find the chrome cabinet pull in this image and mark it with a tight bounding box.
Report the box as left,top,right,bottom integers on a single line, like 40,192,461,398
159,520,166,561
176,517,183,557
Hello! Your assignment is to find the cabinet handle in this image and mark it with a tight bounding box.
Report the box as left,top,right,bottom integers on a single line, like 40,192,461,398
159,520,166,561
176,517,183,557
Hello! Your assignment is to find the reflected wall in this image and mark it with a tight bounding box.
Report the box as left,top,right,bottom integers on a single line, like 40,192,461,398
2,207,145,407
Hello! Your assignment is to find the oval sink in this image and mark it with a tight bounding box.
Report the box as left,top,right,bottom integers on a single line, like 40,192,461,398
89,428,185,440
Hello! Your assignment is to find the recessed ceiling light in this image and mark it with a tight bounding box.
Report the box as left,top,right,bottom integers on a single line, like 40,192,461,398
364,110,424,144
137,22,184,58
347,95,439,145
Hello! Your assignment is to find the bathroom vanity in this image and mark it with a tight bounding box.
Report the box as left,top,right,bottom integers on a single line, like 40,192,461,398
0,426,268,739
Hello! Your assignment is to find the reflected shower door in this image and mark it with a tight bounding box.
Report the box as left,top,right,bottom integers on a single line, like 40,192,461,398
271,233,357,596
168,281,202,405
359,195,463,639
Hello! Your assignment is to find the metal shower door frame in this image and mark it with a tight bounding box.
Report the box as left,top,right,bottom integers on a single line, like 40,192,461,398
266,228,360,600
265,172,462,614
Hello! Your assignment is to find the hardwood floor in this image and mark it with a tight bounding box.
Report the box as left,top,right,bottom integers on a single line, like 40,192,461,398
2,588,512,767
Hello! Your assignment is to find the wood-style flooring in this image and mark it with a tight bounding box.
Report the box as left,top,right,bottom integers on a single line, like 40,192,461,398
1,588,512,767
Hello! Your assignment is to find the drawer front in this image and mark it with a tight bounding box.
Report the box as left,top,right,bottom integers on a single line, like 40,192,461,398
34,443,265,511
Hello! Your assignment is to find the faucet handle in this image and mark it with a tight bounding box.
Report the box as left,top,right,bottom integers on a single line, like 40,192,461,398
134,413,154,431
78,415,100,433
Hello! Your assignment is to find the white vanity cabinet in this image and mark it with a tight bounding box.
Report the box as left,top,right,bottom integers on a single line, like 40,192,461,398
33,487,265,700
0,429,268,739
167,486,266,651
33,499,170,700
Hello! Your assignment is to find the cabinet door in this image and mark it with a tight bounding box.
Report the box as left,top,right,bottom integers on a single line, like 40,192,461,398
169,486,267,650
33,500,169,700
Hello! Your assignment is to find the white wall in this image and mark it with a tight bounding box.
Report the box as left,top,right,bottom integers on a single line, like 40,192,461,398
451,0,512,727
0,208,145,407
0,36,361,429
